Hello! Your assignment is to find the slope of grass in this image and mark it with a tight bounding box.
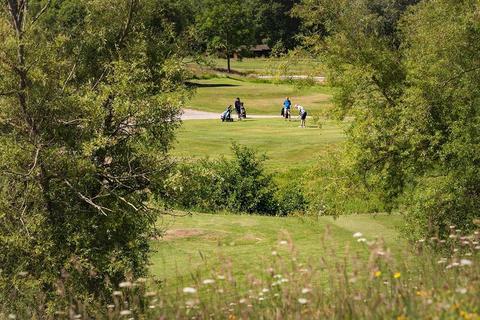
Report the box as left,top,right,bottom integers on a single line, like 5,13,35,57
151,213,404,284
172,118,346,171
187,77,333,115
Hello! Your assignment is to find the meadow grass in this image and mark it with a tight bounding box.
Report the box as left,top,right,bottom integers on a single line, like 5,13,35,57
173,118,345,171
150,213,405,285
187,77,334,115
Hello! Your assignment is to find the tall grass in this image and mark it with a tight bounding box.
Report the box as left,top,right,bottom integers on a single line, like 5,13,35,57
3,226,478,319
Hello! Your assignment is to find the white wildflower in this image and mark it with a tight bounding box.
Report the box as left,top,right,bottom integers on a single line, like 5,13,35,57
460,259,473,266
271,250,278,256
217,275,225,280
119,310,132,316
183,287,197,294
302,288,312,294
202,279,215,285
357,238,367,243
353,232,363,238
298,298,308,304
119,281,132,288
279,240,288,245
456,288,467,294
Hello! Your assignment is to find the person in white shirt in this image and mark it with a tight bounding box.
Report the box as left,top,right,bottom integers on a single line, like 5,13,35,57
295,104,307,128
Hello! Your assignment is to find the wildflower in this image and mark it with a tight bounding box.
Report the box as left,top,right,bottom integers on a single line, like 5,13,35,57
397,315,407,320
239,298,246,304
273,274,283,279
271,250,278,256
217,275,225,280
203,279,215,285
262,288,269,293
107,304,115,309
353,232,363,238
119,310,132,316
17,271,28,277
418,239,425,243
374,271,382,278
357,238,367,243
183,287,197,294
274,293,280,297
73,315,81,319
475,246,480,250
258,297,265,301
298,298,308,304
144,291,157,297
279,240,288,245
393,272,401,279
416,291,428,297
455,288,467,294
302,288,312,294
8,314,16,320
449,234,457,239
119,281,132,288
376,250,385,256
148,305,156,309
136,277,147,283
281,278,289,283
113,291,122,296
437,258,447,264
460,259,472,266
449,225,456,229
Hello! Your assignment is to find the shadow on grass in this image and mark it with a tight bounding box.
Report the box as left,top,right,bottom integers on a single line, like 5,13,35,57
186,81,240,88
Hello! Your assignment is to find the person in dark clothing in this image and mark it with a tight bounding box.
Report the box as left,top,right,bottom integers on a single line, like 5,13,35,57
234,97,242,120
240,102,246,119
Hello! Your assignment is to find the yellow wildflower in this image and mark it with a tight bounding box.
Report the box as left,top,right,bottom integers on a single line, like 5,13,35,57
397,315,408,320
374,271,382,278
394,272,401,279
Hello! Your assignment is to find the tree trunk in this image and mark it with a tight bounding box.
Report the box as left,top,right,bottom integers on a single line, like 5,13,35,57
227,53,231,73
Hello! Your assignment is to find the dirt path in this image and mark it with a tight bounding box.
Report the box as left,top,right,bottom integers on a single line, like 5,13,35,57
182,108,278,121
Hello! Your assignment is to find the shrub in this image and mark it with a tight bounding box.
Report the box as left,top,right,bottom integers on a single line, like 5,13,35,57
162,144,279,215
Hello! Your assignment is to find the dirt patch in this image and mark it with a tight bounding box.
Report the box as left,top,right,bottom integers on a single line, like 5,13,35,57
163,229,204,240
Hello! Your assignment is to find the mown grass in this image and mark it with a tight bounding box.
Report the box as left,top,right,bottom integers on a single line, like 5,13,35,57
208,57,324,76
150,213,405,285
187,77,334,115
173,118,345,171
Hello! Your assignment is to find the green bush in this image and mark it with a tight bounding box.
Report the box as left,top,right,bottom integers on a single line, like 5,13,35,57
163,144,279,215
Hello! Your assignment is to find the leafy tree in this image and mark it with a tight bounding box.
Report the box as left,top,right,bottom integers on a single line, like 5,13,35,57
256,0,301,52
295,0,480,239
195,0,260,72
0,0,189,313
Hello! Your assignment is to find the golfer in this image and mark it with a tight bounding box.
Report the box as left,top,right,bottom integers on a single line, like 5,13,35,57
295,104,307,128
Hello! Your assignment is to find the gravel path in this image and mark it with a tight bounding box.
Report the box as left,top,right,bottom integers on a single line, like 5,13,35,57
181,108,279,121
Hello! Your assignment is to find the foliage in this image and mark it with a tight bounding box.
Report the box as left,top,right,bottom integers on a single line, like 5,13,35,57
303,144,385,216
4,227,479,319
295,0,480,239
194,0,261,72
163,144,279,215
0,0,189,313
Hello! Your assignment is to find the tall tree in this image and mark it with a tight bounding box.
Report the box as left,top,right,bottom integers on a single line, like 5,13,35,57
295,0,480,239
0,0,189,313
195,0,259,72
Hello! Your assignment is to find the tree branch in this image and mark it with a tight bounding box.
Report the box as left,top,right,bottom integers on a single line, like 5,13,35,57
64,180,112,216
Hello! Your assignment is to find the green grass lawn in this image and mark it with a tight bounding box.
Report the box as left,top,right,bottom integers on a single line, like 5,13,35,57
150,213,404,286
173,118,346,171
209,57,324,75
188,77,333,115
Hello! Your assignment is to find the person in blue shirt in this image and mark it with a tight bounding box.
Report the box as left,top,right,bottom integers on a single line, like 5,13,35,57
283,97,291,120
